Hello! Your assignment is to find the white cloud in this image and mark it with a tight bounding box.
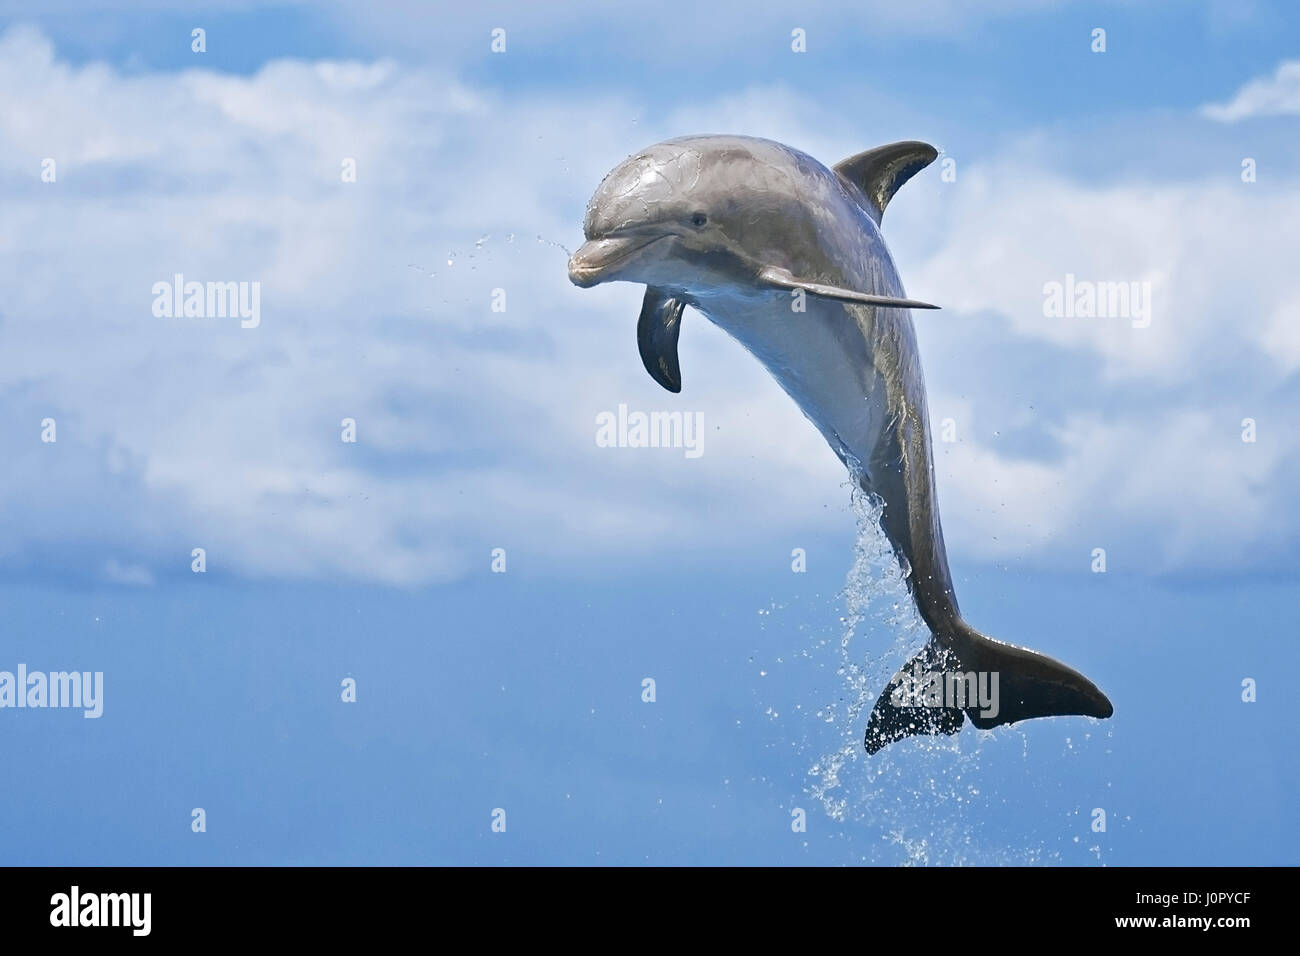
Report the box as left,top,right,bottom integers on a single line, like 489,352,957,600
0,25,851,586
901,145,1300,571
326,0,1074,59
0,25,1295,587
907,163,1298,382
1203,61,1300,121
1260,300,1300,371
932,410,1288,574
103,558,155,586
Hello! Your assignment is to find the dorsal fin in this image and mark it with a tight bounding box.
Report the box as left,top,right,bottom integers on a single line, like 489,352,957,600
833,141,937,224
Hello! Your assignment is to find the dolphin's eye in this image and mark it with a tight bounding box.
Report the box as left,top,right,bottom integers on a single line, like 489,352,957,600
690,212,708,228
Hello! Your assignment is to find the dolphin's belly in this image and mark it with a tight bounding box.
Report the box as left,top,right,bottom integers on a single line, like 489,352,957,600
700,294,888,472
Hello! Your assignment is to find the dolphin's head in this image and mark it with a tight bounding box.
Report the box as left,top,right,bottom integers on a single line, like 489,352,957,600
568,136,937,394
568,137,823,296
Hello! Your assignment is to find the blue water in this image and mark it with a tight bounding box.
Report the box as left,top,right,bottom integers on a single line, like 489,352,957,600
1,515,1289,866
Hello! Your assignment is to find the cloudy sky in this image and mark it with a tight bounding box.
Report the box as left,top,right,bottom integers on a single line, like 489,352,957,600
1,1,1295,865
1,0,1297,587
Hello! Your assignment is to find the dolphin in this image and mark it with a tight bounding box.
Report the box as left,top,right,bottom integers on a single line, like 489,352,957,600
568,135,1113,752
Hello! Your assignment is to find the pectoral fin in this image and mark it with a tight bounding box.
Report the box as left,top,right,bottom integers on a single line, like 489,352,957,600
637,286,687,393
757,266,939,310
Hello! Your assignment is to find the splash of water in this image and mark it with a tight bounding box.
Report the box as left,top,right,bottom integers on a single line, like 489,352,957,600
536,234,573,257
806,487,926,818
797,485,1057,865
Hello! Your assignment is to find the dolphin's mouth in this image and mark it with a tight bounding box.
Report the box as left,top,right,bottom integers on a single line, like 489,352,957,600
568,234,666,287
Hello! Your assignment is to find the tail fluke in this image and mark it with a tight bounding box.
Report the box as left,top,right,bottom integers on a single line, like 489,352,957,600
864,641,966,754
864,623,1112,754
956,625,1114,729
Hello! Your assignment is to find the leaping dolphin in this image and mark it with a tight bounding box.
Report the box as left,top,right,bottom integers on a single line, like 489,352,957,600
569,135,1112,752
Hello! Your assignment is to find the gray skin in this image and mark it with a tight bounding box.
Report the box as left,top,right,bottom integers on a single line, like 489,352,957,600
569,135,1112,752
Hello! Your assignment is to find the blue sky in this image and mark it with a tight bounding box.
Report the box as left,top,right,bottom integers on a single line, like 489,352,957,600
0,0,1296,864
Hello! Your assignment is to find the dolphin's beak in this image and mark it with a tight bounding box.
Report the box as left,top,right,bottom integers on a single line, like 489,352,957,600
568,235,663,287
